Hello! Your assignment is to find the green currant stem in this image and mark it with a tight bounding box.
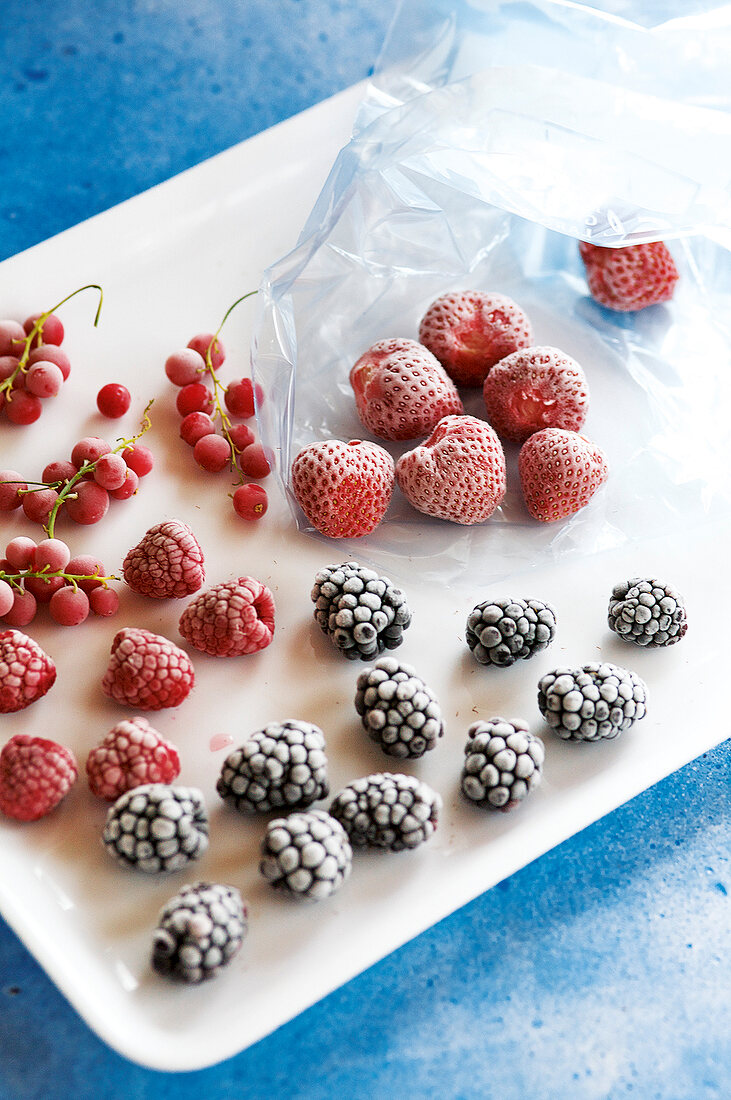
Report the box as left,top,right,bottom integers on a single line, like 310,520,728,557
43,398,154,538
203,290,257,483
0,568,119,593
0,283,104,400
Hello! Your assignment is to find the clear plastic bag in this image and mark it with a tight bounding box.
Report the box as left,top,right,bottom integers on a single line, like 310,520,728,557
252,0,731,586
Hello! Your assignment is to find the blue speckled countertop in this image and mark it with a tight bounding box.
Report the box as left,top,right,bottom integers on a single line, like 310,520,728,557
0,3,729,1097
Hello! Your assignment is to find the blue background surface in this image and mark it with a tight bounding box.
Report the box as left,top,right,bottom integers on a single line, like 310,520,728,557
0,2,729,1097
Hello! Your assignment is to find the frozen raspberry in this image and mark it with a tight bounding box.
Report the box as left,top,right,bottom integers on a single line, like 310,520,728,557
291,438,394,539
418,291,534,386
579,241,679,312
0,734,77,821
152,882,247,982
518,428,608,522
396,414,506,525
483,346,589,443
86,716,181,800
102,784,208,873
350,337,463,441
0,630,56,713
179,576,275,658
123,519,205,600
102,627,195,710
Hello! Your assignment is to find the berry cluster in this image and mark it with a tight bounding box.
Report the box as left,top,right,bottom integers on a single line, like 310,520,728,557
0,535,119,628
292,288,612,538
0,285,102,426
164,294,271,520
0,405,153,538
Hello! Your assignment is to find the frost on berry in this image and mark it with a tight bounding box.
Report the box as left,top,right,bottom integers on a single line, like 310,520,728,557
395,414,506,525
419,291,534,386
86,716,181,800
0,630,57,713
179,577,275,658
291,439,394,539
349,337,463,441
518,428,609,522
123,519,205,600
579,241,679,311
0,734,77,821
483,346,589,444
102,627,195,710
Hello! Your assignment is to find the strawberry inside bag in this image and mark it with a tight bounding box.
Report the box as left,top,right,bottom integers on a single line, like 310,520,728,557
252,0,731,585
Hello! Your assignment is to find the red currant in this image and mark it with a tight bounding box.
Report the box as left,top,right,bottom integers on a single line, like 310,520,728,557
0,580,14,618
180,411,216,446
0,320,25,357
89,586,120,617
109,468,139,499
26,361,64,398
24,312,64,346
224,378,256,419
71,437,111,467
66,555,106,592
49,585,90,626
3,587,37,627
188,332,225,370
227,423,256,452
23,573,65,604
239,442,272,479
93,452,128,491
165,348,206,386
5,390,42,425
5,537,37,570
34,538,71,572
193,433,230,473
121,444,153,477
66,481,110,525
21,487,59,525
0,471,27,511
232,483,268,520
96,383,131,419
42,460,78,484
176,383,214,417
27,343,71,380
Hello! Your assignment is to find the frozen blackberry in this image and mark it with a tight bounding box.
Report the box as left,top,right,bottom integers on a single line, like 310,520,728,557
311,561,412,661
152,882,247,983
608,577,687,648
466,597,556,667
217,719,329,813
330,772,441,851
461,718,544,810
538,663,648,742
260,809,352,900
102,784,209,873
355,657,443,759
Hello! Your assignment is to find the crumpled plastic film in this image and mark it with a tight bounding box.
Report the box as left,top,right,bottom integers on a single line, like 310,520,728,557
252,0,731,587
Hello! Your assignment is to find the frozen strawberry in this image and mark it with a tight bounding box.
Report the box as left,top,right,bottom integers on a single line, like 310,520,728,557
102,627,195,710
518,428,608,522
291,439,394,539
86,716,181,801
179,576,275,658
579,241,679,312
0,734,77,821
418,291,533,386
123,519,205,599
349,337,463,441
483,346,589,444
0,630,56,714
395,414,506,525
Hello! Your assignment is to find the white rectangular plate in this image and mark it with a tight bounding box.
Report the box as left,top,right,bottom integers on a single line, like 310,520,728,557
0,82,727,1071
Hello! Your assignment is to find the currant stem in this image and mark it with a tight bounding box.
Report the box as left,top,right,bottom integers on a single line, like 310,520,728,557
0,567,119,592
43,398,154,538
203,290,257,481
0,283,104,400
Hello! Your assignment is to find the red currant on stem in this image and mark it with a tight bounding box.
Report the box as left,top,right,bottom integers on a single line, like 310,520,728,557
232,483,268,520
0,284,103,421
